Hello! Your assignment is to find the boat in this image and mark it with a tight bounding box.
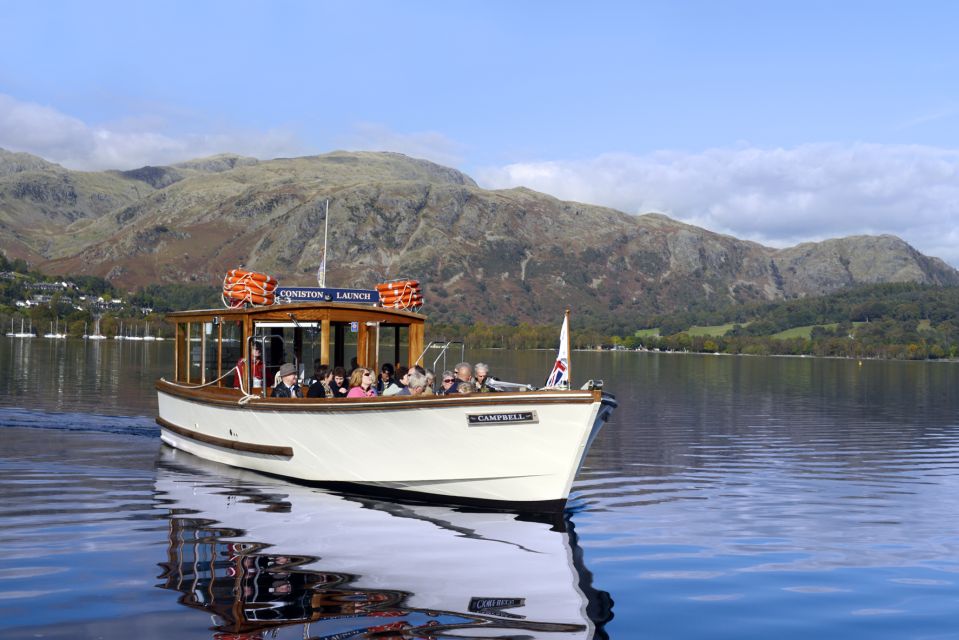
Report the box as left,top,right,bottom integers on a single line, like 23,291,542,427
9,318,34,338
155,277,617,511
43,318,66,339
155,448,609,639
84,316,107,340
142,321,156,341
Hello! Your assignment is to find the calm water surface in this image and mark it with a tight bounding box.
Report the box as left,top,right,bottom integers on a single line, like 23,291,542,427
2,338,959,639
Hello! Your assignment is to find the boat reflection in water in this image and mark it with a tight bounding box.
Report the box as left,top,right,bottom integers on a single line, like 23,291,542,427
155,448,612,639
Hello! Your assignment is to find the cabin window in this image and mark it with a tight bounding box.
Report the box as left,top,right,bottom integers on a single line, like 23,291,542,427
300,323,324,378
221,320,243,388
189,324,203,384
331,321,359,370
377,324,410,370
202,322,218,384
176,322,187,382
252,321,322,385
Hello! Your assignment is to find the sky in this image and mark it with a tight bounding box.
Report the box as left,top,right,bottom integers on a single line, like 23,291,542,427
2,1,959,263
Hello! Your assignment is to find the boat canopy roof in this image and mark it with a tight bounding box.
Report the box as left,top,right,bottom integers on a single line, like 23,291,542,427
164,301,426,325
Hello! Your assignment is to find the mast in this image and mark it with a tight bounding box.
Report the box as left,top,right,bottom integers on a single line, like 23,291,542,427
318,199,330,288
565,308,571,389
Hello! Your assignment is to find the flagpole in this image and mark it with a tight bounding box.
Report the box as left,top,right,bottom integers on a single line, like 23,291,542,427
565,308,571,389
320,199,329,288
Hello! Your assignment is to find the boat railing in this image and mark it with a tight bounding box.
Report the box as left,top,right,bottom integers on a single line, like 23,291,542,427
416,340,465,374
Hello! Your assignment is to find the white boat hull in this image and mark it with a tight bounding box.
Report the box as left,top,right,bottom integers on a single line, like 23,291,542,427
156,382,615,509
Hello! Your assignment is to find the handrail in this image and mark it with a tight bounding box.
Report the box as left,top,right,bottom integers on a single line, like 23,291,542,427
415,340,465,373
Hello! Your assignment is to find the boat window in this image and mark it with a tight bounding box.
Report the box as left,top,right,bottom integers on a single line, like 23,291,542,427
202,322,218,384
377,324,410,370
189,324,203,384
300,323,323,379
253,322,321,384
220,320,243,388
175,322,188,382
331,321,359,371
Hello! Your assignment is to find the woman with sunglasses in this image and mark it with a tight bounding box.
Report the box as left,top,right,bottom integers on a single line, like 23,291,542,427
438,370,456,395
346,368,377,398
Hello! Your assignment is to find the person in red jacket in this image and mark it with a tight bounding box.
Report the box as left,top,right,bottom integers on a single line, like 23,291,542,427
233,343,264,390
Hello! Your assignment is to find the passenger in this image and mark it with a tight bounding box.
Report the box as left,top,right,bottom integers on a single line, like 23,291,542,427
346,368,377,398
451,362,473,393
376,363,395,394
307,364,334,398
457,381,476,394
408,370,428,396
474,363,497,392
331,366,349,397
271,363,303,398
424,369,435,395
233,343,264,389
304,359,323,387
438,370,456,395
383,366,410,396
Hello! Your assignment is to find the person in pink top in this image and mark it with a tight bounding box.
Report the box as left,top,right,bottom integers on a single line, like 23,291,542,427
346,368,377,398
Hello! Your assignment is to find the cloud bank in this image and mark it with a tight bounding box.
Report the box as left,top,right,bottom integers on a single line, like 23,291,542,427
0,94,304,171
477,145,959,267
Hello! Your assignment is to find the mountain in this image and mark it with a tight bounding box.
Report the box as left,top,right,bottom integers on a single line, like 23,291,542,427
1,147,956,325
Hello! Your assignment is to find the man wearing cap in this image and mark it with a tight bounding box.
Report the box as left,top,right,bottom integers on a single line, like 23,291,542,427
271,363,303,398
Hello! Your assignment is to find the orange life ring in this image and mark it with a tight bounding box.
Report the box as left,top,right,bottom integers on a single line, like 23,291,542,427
224,290,275,305
224,277,277,291
224,282,276,295
226,268,277,285
375,280,419,292
379,295,423,305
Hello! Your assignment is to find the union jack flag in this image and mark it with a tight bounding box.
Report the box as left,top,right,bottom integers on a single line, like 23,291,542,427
545,314,570,388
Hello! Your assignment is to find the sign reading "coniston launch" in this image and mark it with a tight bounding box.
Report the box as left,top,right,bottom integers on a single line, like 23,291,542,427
274,287,379,304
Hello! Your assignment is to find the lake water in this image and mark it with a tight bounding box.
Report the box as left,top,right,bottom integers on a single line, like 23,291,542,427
2,338,959,639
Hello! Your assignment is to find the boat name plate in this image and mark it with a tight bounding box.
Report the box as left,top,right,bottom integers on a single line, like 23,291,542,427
275,286,379,304
466,411,538,426
468,597,526,618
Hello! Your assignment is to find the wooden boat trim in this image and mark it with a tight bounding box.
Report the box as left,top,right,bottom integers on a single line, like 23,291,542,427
156,379,604,412
156,416,294,457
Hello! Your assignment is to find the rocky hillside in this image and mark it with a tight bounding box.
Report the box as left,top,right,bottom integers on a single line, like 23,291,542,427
2,148,956,325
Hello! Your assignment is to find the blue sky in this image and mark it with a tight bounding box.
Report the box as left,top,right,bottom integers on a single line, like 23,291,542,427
2,1,959,263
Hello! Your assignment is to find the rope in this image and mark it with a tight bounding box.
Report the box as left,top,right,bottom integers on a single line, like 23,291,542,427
161,368,263,405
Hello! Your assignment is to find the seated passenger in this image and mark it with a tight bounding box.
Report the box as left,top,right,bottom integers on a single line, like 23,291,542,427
383,366,410,396
408,370,428,396
330,366,349,397
457,381,476,394
307,364,334,398
304,359,323,387
451,362,473,393
233,344,264,389
346,368,377,398
376,363,395,394
438,371,456,395
474,362,497,392
423,369,435,395
271,363,303,398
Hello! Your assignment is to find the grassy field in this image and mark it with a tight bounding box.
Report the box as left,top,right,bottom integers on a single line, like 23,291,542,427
634,328,660,337
686,323,738,337
771,322,868,339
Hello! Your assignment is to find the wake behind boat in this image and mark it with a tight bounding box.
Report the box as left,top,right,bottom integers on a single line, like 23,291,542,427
155,272,617,511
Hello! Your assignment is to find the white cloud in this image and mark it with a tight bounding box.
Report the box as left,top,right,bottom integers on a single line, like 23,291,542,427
0,94,305,170
336,122,465,168
476,144,959,266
